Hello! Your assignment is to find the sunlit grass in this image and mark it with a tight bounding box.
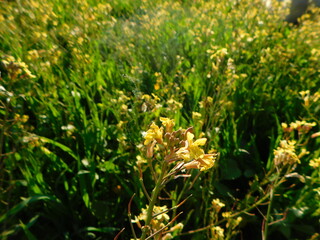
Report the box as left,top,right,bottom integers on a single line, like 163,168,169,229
0,0,320,239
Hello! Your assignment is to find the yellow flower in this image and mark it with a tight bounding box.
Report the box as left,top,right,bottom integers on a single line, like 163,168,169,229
199,96,213,108
144,122,163,145
167,98,183,110
169,223,184,232
120,104,128,112
142,94,151,101
176,132,206,161
211,226,224,240
192,112,202,120
160,117,175,132
136,155,147,167
132,205,170,230
274,140,300,166
289,120,316,131
222,212,232,218
310,158,320,169
199,154,217,171
184,154,217,171
212,198,225,212
226,216,242,229
162,233,173,240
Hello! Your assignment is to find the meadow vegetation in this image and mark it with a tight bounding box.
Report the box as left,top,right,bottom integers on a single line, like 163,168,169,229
0,0,320,239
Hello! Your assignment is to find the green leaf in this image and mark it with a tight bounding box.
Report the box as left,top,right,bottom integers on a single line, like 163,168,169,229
38,136,79,161
0,195,59,223
78,171,91,208
20,218,38,240
81,226,118,233
98,161,119,173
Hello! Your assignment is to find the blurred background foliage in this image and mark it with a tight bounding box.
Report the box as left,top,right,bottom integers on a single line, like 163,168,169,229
0,0,320,239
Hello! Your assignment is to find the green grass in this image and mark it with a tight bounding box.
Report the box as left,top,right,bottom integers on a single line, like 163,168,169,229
1,0,320,239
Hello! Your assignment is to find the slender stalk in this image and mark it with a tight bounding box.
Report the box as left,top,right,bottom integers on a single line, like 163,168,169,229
178,182,278,236
138,166,151,202
140,162,168,240
128,194,137,240
263,187,274,240
172,175,191,219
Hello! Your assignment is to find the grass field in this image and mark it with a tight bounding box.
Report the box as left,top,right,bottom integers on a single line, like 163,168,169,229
1,0,320,239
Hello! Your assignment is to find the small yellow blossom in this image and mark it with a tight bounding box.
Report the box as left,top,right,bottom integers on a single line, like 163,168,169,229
298,148,310,158
120,104,128,112
199,96,213,108
162,233,173,240
144,122,163,145
151,93,160,101
15,114,29,123
211,226,224,240
132,205,170,230
226,216,242,229
222,212,232,218
167,98,183,110
1,55,36,80
136,155,148,167
299,90,310,98
142,94,151,101
116,120,127,129
299,90,310,106
274,140,300,166
211,198,225,212
192,112,202,120
289,120,316,132
184,153,217,171
310,158,320,169
160,117,175,132
176,132,206,161
169,223,184,232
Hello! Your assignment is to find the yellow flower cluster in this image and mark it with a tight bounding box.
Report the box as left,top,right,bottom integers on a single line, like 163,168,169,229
299,90,320,108
132,205,170,230
210,226,224,240
281,120,316,133
132,205,183,240
110,90,131,115
199,96,213,109
144,122,164,146
309,158,320,169
1,55,36,80
140,93,162,112
177,132,216,171
273,140,300,166
143,118,217,172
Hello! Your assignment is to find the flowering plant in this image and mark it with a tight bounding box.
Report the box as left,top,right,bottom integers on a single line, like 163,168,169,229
129,117,218,240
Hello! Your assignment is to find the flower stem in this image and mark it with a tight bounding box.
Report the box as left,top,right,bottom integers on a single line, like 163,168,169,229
263,187,274,240
140,162,168,240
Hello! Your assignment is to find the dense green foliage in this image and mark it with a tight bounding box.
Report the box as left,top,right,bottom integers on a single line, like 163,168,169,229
0,0,320,239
